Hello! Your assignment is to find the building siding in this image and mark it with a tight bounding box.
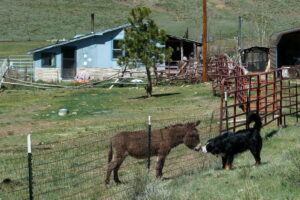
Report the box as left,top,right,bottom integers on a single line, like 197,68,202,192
269,47,277,69
33,29,125,81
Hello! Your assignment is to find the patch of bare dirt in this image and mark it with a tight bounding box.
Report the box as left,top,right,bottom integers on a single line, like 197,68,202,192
0,120,57,137
210,0,227,9
0,117,123,138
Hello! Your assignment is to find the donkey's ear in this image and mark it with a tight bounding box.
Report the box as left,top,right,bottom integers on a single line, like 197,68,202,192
194,120,201,127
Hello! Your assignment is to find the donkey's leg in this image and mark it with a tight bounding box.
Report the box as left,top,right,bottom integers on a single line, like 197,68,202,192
105,153,124,185
105,159,116,185
113,155,126,184
155,155,166,178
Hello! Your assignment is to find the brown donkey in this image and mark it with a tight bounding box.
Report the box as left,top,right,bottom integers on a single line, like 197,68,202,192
105,121,201,185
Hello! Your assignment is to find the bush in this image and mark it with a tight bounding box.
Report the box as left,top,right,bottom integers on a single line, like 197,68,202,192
125,168,173,200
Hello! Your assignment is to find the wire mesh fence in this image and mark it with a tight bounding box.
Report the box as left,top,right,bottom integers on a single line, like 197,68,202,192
0,113,220,200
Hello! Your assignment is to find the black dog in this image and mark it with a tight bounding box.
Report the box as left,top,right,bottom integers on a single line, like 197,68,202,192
202,113,262,170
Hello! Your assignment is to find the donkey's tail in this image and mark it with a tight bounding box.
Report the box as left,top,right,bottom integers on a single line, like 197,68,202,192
108,140,113,163
246,112,262,131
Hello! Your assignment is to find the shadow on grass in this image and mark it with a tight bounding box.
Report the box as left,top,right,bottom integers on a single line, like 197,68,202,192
263,130,279,141
129,92,181,100
237,161,269,169
161,177,175,181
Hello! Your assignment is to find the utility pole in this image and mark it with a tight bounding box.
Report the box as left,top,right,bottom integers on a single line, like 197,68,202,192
202,0,208,82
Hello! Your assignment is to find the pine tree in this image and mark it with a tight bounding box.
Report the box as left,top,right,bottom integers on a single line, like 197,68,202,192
118,6,172,97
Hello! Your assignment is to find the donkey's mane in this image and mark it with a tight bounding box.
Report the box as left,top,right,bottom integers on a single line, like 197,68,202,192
164,123,186,129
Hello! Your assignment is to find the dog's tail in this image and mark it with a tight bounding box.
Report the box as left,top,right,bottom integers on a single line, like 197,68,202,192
108,140,113,163
246,112,262,131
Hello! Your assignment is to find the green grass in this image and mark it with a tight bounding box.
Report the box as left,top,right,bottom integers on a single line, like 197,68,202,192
0,84,220,199
127,125,300,200
0,41,51,56
0,83,217,142
2,0,300,55
0,84,299,199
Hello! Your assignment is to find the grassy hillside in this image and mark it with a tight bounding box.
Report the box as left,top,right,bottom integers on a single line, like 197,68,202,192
125,125,300,200
1,0,300,46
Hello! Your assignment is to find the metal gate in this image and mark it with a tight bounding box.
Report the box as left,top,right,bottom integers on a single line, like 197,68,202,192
219,68,300,134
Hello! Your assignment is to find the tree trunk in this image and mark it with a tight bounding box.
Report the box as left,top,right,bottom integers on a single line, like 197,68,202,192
121,65,128,78
153,63,159,85
145,67,152,97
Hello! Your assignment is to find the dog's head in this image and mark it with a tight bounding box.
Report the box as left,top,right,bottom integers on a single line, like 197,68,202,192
201,138,223,155
202,132,231,154
202,141,214,153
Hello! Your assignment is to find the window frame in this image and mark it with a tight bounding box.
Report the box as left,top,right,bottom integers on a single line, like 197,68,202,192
112,40,123,60
41,52,56,68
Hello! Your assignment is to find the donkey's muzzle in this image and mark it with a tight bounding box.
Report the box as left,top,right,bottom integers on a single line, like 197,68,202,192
194,143,202,152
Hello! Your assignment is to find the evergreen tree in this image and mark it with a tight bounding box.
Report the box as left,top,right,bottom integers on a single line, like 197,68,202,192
118,6,172,97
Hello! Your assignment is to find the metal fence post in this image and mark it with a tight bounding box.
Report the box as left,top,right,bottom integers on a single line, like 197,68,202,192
27,134,33,200
296,81,299,123
246,88,250,129
219,90,224,134
225,92,229,132
147,116,152,171
280,75,283,126
256,75,261,114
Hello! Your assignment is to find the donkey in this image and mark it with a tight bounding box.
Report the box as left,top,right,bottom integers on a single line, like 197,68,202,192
105,121,201,185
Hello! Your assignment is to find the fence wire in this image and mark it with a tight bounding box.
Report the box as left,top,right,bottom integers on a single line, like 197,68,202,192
0,113,219,200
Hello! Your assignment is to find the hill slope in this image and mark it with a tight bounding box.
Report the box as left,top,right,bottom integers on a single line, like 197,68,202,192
1,0,300,55
1,0,300,41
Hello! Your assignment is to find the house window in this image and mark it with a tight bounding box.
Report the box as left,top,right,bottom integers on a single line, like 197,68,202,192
112,40,123,59
41,53,55,67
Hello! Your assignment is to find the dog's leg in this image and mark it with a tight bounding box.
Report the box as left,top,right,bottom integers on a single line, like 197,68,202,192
221,155,227,169
250,148,261,166
224,155,234,170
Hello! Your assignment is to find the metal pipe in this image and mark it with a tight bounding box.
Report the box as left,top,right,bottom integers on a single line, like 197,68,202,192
91,13,95,33
147,116,152,171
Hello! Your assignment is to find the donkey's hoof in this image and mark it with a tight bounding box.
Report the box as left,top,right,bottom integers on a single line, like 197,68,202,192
115,180,124,185
105,183,111,189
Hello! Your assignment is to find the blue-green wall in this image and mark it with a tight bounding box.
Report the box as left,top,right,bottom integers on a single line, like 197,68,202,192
33,29,125,72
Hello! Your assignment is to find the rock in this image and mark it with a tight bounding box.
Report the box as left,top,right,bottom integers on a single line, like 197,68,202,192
58,109,68,116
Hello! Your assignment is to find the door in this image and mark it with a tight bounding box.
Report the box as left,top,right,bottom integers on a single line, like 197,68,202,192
62,47,76,79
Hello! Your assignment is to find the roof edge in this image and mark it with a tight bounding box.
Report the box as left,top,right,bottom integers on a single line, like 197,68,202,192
28,23,130,54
